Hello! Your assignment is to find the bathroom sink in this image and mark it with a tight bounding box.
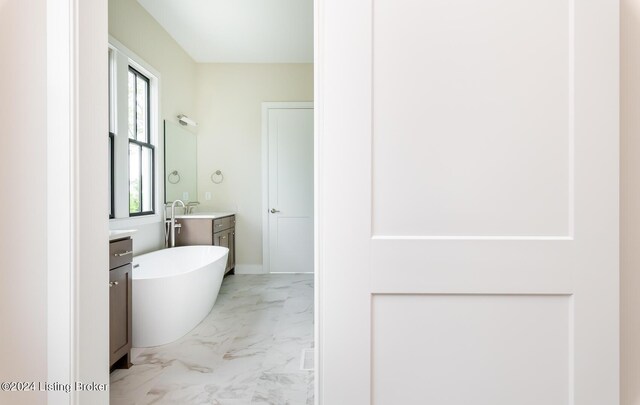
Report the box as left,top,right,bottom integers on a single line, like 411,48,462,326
175,212,235,219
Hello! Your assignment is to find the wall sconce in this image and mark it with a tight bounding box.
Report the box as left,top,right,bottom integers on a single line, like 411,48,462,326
177,114,198,127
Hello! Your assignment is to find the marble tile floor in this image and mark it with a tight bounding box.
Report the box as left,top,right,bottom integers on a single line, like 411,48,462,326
110,274,314,405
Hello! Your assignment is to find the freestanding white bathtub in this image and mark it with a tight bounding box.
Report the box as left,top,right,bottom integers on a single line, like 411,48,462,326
132,245,229,347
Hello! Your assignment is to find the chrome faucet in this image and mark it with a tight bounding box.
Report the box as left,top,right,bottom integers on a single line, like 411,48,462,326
170,200,186,248
185,201,200,214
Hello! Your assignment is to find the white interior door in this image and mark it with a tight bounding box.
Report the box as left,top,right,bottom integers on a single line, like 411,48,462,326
319,0,619,404
265,103,314,273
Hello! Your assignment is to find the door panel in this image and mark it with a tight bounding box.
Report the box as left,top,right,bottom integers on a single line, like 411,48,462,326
214,231,229,249
228,229,235,270
214,230,232,271
373,0,571,237
109,264,131,365
372,294,571,404
319,0,619,403
267,106,314,273
273,217,314,273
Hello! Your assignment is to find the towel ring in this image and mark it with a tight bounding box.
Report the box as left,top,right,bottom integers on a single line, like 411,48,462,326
168,170,181,184
211,170,224,184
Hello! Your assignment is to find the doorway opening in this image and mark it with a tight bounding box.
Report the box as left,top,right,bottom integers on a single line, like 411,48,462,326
107,0,316,403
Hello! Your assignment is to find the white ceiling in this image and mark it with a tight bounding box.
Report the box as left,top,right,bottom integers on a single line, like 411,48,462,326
136,0,313,63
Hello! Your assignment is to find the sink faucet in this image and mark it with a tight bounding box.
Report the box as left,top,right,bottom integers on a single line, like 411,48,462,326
185,201,200,214
170,200,186,247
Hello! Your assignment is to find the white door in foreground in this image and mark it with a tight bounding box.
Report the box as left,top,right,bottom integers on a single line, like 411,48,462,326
319,0,618,404
265,103,314,273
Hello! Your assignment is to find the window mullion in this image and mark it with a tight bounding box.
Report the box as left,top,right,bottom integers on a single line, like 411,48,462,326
139,144,143,213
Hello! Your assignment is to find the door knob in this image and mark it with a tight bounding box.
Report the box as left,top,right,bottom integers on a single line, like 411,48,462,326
270,208,280,213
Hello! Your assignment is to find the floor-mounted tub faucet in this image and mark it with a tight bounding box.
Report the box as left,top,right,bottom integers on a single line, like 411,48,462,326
170,200,186,247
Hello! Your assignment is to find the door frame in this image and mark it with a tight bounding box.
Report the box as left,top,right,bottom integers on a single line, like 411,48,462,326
47,0,109,404
261,102,315,274
56,2,324,403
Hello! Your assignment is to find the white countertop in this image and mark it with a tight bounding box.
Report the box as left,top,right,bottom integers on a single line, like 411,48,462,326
109,229,137,241
175,212,235,219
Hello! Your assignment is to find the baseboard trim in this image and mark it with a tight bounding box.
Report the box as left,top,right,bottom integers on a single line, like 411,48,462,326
234,264,266,274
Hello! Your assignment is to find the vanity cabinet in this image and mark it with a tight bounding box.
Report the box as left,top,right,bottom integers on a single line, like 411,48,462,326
175,214,236,274
109,237,133,370
213,216,236,274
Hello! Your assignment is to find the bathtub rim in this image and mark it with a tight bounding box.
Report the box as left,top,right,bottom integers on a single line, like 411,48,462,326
132,245,229,280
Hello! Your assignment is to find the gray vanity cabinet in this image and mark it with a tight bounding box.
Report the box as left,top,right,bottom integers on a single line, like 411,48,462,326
175,215,236,274
213,217,236,273
109,237,133,370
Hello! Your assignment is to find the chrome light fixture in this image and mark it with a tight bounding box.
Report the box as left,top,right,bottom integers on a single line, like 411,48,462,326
177,114,197,127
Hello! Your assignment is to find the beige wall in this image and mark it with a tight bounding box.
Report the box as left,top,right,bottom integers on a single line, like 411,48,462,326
0,1,47,403
195,64,314,272
109,0,197,124
108,1,314,266
622,1,640,404
109,0,198,254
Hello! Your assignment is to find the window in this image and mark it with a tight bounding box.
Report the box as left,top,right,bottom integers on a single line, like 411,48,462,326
109,39,159,223
109,132,114,217
108,48,115,218
127,67,154,216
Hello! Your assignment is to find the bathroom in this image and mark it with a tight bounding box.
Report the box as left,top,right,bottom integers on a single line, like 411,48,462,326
3,0,631,404
107,0,315,403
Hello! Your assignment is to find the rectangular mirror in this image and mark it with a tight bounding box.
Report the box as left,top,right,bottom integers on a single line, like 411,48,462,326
164,120,197,203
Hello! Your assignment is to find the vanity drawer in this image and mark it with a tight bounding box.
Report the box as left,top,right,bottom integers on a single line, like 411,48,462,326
110,238,133,270
213,216,235,232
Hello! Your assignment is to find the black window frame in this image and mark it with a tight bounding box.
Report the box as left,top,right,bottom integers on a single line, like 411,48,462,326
128,66,155,217
108,48,114,219
109,132,115,219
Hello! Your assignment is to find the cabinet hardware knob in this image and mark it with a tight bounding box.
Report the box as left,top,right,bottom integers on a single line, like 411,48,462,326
221,236,227,239
109,281,119,287
114,251,133,257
